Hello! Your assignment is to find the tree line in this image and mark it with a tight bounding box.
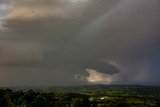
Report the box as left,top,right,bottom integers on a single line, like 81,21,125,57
0,88,160,107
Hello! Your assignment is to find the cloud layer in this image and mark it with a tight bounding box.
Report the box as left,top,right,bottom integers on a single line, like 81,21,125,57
0,0,160,86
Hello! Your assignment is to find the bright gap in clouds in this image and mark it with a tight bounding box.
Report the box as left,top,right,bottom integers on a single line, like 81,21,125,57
0,4,10,30
68,0,87,3
75,69,118,84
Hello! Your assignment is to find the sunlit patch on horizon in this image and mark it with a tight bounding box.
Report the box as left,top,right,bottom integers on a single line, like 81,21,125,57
75,69,118,84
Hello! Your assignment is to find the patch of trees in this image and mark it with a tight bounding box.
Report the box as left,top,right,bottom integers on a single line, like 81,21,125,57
0,88,160,107
0,89,91,107
0,89,56,107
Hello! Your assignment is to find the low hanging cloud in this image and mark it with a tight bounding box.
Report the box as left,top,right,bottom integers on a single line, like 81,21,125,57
0,0,160,86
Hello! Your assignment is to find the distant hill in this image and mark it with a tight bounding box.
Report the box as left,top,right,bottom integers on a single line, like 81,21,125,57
2,84,160,93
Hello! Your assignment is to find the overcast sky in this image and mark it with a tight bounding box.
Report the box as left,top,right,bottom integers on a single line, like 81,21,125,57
0,0,160,86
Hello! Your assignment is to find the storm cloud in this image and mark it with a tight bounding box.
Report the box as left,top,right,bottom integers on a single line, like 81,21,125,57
0,0,160,86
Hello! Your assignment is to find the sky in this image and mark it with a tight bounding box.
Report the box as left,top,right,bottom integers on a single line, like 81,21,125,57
0,0,160,86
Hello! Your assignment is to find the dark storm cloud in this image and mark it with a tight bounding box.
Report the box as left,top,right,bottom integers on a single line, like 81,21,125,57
0,0,160,86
